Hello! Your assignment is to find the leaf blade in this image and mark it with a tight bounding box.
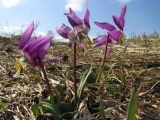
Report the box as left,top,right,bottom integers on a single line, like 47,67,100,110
126,89,138,120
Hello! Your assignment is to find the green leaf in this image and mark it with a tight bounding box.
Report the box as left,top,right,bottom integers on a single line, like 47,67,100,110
31,104,40,118
41,101,61,120
77,67,93,99
126,89,138,120
101,67,110,81
101,67,115,98
41,101,74,120
41,101,56,113
47,95,59,105
99,97,106,120
123,45,128,53
53,102,74,115
86,68,98,84
0,99,7,112
109,63,116,75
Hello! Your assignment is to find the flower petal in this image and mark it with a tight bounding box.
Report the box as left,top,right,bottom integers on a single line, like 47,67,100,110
22,35,53,66
84,8,90,29
65,8,83,27
119,4,126,30
19,21,34,49
56,24,72,39
109,30,122,42
93,34,108,47
120,4,126,20
112,15,122,30
95,22,116,31
112,4,126,31
29,36,52,56
64,8,75,15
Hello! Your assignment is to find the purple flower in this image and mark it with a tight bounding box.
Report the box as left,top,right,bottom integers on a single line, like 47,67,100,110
112,4,126,31
57,2,92,57
57,4,91,46
56,23,72,39
65,7,90,34
94,20,122,47
56,24,76,43
93,30,122,47
94,22,121,47
19,22,61,67
94,4,126,47
65,8,83,28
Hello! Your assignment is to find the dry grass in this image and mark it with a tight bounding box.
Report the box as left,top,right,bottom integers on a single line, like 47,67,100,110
0,35,160,120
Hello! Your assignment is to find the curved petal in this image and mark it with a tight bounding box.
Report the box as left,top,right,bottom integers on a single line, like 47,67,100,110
28,36,52,54
64,8,75,15
93,34,108,47
119,5,126,30
120,4,126,19
22,36,53,66
66,10,83,27
109,30,122,42
95,22,116,31
113,4,126,31
120,17,125,30
19,21,34,49
112,15,122,30
84,8,90,29
56,24,71,39
39,50,48,59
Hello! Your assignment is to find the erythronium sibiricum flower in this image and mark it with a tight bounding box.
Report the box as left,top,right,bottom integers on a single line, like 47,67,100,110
93,21,122,47
56,23,76,43
64,7,90,35
57,5,92,57
19,21,62,67
16,21,63,94
94,4,127,82
56,1,91,102
93,30,122,47
93,4,127,48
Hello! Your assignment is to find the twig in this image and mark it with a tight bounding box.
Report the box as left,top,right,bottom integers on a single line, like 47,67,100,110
138,81,160,97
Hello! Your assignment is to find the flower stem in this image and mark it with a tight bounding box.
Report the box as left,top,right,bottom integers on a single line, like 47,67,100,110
39,58,52,95
96,43,108,82
73,42,77,103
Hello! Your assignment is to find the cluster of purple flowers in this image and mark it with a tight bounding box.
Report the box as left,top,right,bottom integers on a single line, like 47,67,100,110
18,22,62,68
17,3,126,73
15,2,127,101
